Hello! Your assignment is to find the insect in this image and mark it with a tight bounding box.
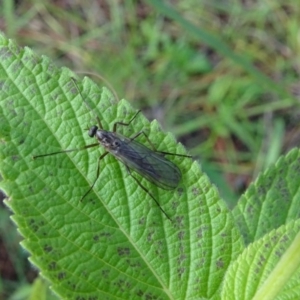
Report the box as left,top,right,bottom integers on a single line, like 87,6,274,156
33,78,191,220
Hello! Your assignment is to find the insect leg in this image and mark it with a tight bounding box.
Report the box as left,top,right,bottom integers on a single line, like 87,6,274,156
80,151,109,201
33,143,99,159
125,165,171,221
112,110,141,132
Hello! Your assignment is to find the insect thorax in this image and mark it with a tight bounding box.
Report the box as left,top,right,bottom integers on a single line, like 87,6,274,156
95,130,121,152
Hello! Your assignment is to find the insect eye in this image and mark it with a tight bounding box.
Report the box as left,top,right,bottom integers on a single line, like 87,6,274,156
88,125,98,137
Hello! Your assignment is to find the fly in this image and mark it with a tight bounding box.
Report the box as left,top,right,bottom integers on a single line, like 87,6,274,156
33,78,191,221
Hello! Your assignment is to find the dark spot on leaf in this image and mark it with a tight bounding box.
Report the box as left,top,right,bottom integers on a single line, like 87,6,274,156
0,47,12,59
11,155,19,161
121,107,128,117
125,259,141,269
88,198,96,205
70,86,78,95
43,245,53,253
139,217,145,225
177,187,183,196
216,258,224,269
50,94,59,103
48,261,56,270
178,231,185,240
257,258,264,267
177,267,185,278
280,234,289,243
171,200,179,210
259,255,266,265
196,229,203,239
23,76,35,88
178,254,186,263
43,73,51,82
67,280,76,289
179,244,184,255
29,55,40,65
28,219,38,231
136,290,144,297
257,186,266,197
145,292,160,300
147,230,154,242
101,269,110,278
117,247,130,256
246,205,254,215
58,272,66,280
192,187,199,195
100,232,111,238
93,232,111,242
291,159,300,173
155,249,161,257
11,61,23,74
196,258,206,268
81,270,88,278
175,216,184,228
114,279,131,292
271,234,280,243
198,199,206,210
48,171,54,177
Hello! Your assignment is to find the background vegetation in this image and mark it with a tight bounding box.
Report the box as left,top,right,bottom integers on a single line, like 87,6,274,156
0,0,299,298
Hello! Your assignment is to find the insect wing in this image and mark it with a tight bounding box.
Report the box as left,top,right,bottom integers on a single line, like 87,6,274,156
113,133,181,190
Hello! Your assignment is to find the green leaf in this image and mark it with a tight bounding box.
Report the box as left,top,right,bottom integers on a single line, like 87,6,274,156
30,276,59,300
221,220,300,300
0,34,243,299
233,148,300,245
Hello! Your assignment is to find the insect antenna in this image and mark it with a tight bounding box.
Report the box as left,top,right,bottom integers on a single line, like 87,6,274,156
74,71,119,102
70,77,103,130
